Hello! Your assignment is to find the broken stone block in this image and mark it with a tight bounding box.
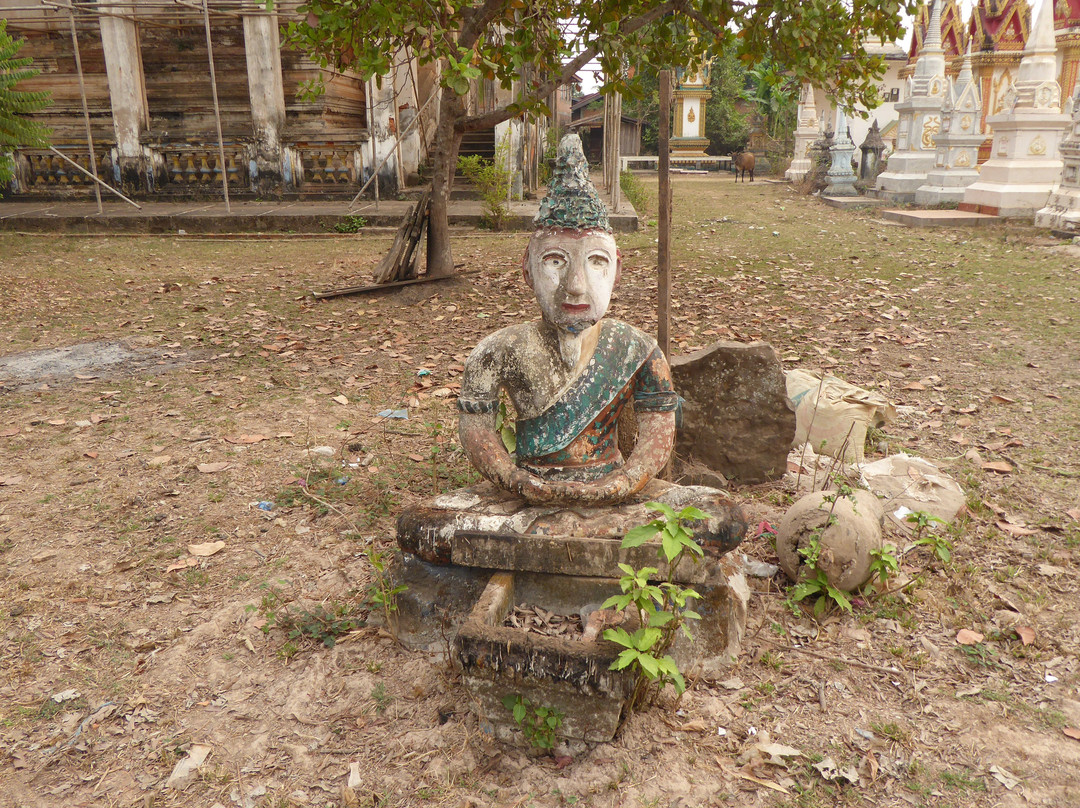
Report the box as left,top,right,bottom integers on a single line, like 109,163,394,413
670,341,795,484
775,489,885,592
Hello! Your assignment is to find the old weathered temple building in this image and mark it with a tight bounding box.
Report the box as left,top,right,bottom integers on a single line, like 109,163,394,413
1,0,542,201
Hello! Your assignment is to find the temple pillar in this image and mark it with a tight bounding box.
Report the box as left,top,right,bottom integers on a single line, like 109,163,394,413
242,6,287,194
97,0,155,192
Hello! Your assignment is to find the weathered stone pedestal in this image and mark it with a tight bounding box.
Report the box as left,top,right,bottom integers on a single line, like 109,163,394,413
392,480,749,744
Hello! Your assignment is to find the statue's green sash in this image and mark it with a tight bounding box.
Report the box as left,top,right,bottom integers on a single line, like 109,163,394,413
515,320,650,461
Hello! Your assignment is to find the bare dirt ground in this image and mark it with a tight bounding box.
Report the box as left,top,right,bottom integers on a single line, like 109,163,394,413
1,177,1078,808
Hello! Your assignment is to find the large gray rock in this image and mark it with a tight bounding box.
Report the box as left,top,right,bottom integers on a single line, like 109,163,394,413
671,341,795,484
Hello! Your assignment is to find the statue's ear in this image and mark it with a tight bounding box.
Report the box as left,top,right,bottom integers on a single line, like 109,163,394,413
615,248,622,286
522,244,534,288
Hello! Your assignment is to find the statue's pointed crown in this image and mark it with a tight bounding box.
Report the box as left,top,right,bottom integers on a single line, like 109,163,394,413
534,133,611,232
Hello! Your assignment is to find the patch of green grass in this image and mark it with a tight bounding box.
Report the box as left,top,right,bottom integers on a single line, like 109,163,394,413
939,767,987,793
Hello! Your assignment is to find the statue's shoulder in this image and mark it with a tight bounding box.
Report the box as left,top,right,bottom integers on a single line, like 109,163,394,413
601,319,658,352
465,322,541,368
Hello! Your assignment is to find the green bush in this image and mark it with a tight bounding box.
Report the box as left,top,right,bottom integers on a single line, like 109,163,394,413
620,170,650,217
458,134,512,230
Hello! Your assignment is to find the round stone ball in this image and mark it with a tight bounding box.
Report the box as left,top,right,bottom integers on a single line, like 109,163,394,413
775,489,885,592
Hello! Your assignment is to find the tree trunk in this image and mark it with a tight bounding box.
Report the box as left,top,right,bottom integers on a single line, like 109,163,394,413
427,91,464,279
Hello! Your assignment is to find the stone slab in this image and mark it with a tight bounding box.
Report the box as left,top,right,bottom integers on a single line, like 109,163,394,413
449,530,733,584
882,208,1000,227
821,195,884,209
670,341,794,484
396,480,747,569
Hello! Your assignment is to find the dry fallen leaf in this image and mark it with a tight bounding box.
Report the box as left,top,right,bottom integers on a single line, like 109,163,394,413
956,629,985,646
227,434,268,445
1066,508,1080,522
333,395,349,405
988,395,1017,405
1015,626,1035,646
197,462,231,473
996,520,1038,537
1064,728,1080,741
166,557,199,573
0,476,24,486
981,461,1013,474
989,764,1019,790
0,427,19,437
187,540,226,557
147,455,172,468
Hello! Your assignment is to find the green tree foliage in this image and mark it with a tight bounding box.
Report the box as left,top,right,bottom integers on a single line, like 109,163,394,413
0,20,51,185
282,0,918,277
741,57,798,142
626,55,747,156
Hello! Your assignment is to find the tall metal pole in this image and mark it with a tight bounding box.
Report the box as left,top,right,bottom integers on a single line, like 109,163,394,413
657,69,672,359
66,7,103,214
201,0,231,213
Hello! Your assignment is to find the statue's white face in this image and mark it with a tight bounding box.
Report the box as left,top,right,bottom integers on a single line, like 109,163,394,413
524,230,620,334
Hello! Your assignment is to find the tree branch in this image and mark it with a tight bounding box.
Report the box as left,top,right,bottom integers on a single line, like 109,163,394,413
457,0,679,132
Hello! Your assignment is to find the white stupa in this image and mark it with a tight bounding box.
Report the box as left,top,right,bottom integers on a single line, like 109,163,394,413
915,42,986,205
1035,88,1080,234
874,0,948,202
786,83,819,182
960,0,1069,217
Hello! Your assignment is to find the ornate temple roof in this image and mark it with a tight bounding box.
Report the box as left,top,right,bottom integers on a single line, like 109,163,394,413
968,0,1031,52
1055,0,1080,30
908,0,969,62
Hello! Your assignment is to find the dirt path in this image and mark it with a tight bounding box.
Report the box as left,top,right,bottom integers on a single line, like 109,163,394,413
1,178,1077,808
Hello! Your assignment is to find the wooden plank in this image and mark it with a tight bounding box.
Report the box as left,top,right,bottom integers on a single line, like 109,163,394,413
311,268,473,300
398,191,430,281
370,200,414,284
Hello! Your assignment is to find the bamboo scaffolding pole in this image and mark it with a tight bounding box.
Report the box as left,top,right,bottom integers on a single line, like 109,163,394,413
65,4,103,214
48,146,141,208
200,0,231,212
347,87,437,208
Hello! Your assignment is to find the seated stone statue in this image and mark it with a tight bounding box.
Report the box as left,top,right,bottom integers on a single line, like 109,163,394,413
458,134,678,506
396,134,745,562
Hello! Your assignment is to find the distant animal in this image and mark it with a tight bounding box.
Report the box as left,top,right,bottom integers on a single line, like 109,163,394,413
731,151,755,182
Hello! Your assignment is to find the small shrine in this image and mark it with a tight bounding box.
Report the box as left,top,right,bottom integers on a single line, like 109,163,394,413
1035,86,1080,233
962,0,1070,216
916,43,987,204
671,65,713,157
391,135,749,745
823,110,860,196
875,0,950,202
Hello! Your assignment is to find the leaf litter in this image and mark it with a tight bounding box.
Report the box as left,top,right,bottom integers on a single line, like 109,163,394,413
0,181,1078,807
